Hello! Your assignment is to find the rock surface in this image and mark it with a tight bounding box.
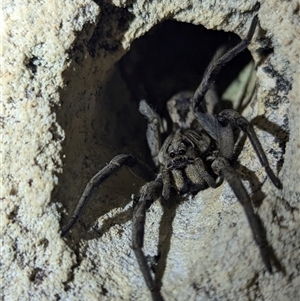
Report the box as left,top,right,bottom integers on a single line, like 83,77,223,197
2,0,299,300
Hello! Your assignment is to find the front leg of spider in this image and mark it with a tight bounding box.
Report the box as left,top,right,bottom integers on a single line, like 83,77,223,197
214,110,282,272
132,177,164,301
217,110,282,188
211,156,273,272
61,154,156,236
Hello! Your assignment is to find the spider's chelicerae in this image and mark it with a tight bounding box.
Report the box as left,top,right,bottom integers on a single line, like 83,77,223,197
62,16,282,301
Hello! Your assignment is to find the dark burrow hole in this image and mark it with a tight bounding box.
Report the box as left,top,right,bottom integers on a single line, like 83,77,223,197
119,20,252,110
58,19,253,241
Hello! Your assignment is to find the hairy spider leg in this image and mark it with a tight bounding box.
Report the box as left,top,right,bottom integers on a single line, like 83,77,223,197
192,15,258,112
61,154,156,236
139,99,163,167
217,109,282,189
192,16,258,142
132,177,165,301
211,157,273,272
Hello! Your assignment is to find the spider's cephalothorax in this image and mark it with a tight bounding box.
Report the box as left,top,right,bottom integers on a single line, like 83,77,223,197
62,16,282,301
156,95,216,198
159,127,215,197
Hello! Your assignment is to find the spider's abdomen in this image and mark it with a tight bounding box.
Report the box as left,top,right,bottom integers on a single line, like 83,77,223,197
167,91,195,129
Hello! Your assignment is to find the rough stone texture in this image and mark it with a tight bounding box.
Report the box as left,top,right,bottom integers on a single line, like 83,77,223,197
1,0,299,301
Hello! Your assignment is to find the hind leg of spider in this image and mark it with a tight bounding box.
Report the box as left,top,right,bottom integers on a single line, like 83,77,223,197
192,16,258,112
62,154,156,236
212,157,273,272
132,177,165,301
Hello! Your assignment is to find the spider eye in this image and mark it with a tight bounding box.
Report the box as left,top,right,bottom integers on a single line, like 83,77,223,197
169,152,175,158
179,149,186,155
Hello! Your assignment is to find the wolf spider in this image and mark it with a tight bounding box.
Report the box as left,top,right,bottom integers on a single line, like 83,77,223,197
62,16,282,301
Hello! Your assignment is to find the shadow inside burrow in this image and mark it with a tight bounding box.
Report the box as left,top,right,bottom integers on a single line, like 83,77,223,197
118,20,252,122
52,10,256,273
51,0,140,247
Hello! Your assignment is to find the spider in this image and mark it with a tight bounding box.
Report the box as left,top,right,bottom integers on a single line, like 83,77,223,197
62,16,282,301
